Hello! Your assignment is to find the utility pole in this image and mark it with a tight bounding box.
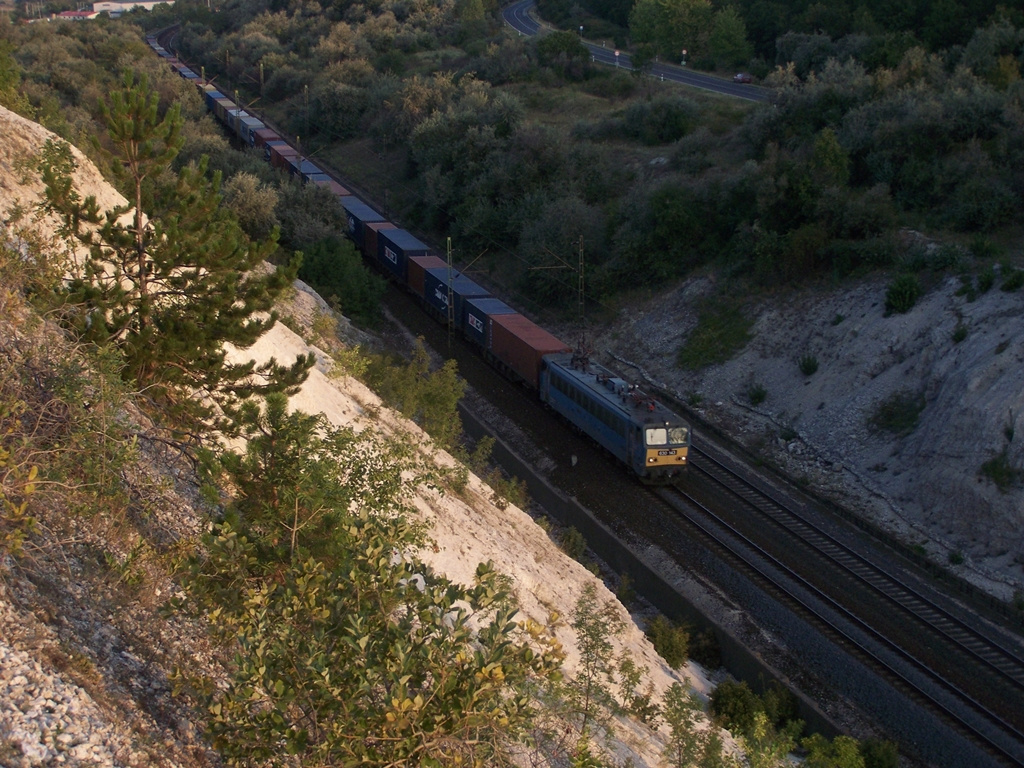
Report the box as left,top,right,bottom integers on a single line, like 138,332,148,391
577,235,586,345
446,237,455,351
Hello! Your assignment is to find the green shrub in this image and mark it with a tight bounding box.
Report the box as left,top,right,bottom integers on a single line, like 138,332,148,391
709,678,760,734
929,244,965,272
748,382,767,405
798,354,818,376
977,265,995,293
645,614,689,670
688,628,721,669
616,573,636,606
298,238,385,325
760,679,800,730
860,738,900,768
951,323,968,343
868,390,925,437
677,301,753,370
980,449,1021,492
884,274,921,315
948,551,965,565
1001,267,1024,292
969,237,999,261
560,525,587,560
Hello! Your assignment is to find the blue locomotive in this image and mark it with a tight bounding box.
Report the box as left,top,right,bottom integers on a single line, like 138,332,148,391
540,352,689,482
148,34,690,483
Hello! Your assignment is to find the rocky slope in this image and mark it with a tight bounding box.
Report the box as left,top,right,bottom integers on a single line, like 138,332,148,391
0,104,714,768
590,266,1024,602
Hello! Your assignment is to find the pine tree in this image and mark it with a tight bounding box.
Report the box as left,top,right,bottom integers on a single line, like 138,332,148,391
42,71,313,433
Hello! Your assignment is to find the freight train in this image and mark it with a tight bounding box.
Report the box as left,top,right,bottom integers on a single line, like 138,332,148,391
146,35,690,482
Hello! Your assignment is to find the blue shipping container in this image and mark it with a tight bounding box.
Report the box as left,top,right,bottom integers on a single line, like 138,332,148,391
463,297,517,350
341,198,387,251
291,159,324,180
377,229,432,283
423,267,491,325
205,90,225,111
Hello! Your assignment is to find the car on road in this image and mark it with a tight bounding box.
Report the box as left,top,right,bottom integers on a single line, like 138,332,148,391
733,72,753,83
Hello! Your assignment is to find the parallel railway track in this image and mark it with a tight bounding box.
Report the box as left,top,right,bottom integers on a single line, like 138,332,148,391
657,446,1024,767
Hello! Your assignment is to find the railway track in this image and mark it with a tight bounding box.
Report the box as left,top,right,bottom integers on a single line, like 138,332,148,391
658,446,1024,767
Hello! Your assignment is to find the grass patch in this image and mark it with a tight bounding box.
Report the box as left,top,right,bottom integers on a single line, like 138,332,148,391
677,300,753,370
868,390,925,437
747,382,767,405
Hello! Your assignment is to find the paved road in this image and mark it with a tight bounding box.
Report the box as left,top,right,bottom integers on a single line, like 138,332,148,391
502,0,771,103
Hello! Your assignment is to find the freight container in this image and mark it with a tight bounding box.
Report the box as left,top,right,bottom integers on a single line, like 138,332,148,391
253,128,280,149
310,177,351,197
269,143,300,171
204,89,225,112
407,255,448,301
340,198,387,252
228,109,249,140
239,116,265,145
463,297,517,350
364,222,397,264
291,159,324,180
422,267,490,326
212,97,235,124
264,139,288,163
489,314,570,389
377,229,432,283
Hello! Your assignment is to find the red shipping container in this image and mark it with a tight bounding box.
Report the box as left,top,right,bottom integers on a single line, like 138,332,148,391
407,255,448,301
489,314,570,390
312,178,351,197
269,144,300,171
364,221,398,263
253,128,280,149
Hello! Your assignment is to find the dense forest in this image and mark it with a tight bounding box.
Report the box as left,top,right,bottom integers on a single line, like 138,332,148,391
5,0,1024,324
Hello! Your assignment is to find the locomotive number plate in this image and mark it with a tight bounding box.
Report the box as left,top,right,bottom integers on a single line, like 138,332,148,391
657,449,677,456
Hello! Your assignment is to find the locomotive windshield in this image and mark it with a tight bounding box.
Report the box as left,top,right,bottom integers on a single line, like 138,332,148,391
645,426,689,447
645,427,668,446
